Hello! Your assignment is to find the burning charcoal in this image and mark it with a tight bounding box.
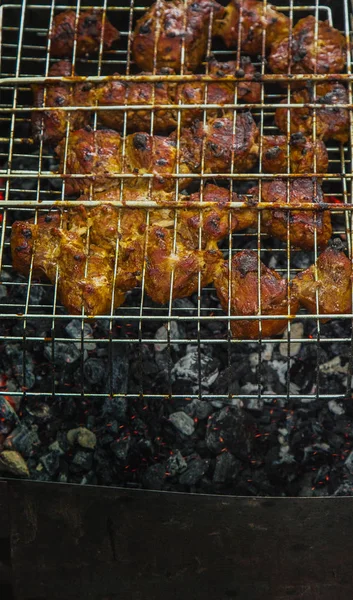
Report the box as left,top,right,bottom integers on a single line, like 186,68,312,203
102,396,127,422
44,341,81,365
67,427,97,450
110,437,131,464
0,450,29,477
83,358,106,385
213,451,241,484
166,450,187,477
184,399,213,420
172,346,219,393
206,407,254,459
344,450,353,474
172,298,196,315
179,454,209,486
154,321,182,352
104,344,129,395
0,397,19,435
169,411,195,436
65,319,93,339
4,344,35,390
265,446,299,485
279,322,304,357
143,462,167,490
328,400,345,416
71,449,93,471
39,450,62,476
303,443,332,467
334,482,353,496
3,424,40,457
313,464,331,487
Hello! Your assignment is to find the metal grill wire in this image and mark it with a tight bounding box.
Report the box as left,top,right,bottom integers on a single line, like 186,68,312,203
0,0,352,404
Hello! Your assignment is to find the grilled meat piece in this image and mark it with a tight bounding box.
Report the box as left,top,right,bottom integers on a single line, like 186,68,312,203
132,0,224,72
49,9,119,57
56,115,259,195
275,83,349,143
96,57,261,133
213,0,289,54
32,61,91,145
249,179,332,250
292,244,352,319
262,134,328,174
269,16,346,79
176,113,259,177
214,250,299,339
11,184,255,314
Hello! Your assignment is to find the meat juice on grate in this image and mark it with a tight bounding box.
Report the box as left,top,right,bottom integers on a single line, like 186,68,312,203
1,0,353,496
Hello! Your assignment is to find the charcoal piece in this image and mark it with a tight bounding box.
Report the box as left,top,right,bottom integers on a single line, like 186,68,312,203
303,443,332,467
328,400,345,416
313,464,331,487
265,447,299,484
0,396,19,435
154,321,182,352
44,341,81,365
3,424,40,457
206,407,254,459
0,450,29,477
143,463,167,490
104,344,129,395
110,437,131,464
71,449,93,471
39,450,62,476
172,298,196,315
184,399,213,420
179,454,209,486
67,427,97,449
172,347,220,393
169,411,195,436
213,451,241,484
65,320,93,339
344,450,353,474
166,450,187,477
212,366,241,396
102,396,127,422
334,481,353,496
83,358,105,385
4,343,35,390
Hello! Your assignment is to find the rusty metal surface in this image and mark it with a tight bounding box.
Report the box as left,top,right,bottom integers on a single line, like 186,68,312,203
4,480,353,600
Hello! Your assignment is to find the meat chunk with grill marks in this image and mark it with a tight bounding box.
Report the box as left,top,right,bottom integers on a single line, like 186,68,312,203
132,0,224,72
176,113,259,177
269,16,346,80
292,244,352,319
262,134,328,174
32,61,91,145
275,83,349,143
214,250,299,339
249,179,332,250
213,0,289,54
56,116,259,195
11,183,256,314
49,9,119,57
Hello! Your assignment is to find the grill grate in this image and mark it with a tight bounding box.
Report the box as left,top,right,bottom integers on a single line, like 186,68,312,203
0,0,353,407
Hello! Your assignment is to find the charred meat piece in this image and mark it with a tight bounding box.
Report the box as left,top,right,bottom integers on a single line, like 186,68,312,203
32,61,91,145
56,116,259,195
132,0,224,72
249,179,332,250
269,16,346,79
49,9,119,57
176,113,259,177
11,183,256,314
262,134,328,174
292,244,352,319
275,83,349,143
213,0,289,54
214,250,299,339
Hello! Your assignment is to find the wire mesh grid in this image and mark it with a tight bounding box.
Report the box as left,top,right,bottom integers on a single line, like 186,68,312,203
0,0,353,406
